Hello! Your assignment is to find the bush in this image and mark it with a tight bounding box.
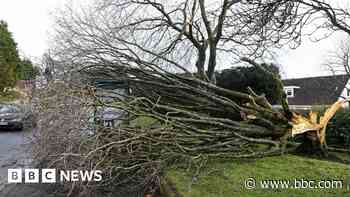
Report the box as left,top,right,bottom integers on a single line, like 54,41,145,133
326,108,350,148
216,63,283,105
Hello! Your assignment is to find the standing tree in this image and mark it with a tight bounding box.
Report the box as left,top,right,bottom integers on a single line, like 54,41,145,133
52,0,350,80
324,36,350,76
53,0,315,83
0,20,20,93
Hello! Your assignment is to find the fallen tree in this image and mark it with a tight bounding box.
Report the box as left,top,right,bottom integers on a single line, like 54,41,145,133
41,0,350,195
31,66,348,196
70,58,349,196
84,57,348,158
49,0,350,156
49,0,350,157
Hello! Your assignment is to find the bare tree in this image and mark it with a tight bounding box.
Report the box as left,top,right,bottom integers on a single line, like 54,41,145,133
47,0,350,164
53,0,328,82
296,0,350,36
325,37,350,76
37,1,350,195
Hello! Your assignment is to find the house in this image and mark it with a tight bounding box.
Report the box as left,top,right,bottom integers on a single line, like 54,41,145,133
281,75,350,110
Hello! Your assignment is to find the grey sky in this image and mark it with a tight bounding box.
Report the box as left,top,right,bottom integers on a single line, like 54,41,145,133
278,32,346,79
0,0,345,79
0,0,63,58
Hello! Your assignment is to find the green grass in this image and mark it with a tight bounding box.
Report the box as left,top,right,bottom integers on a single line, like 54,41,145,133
168,154,350,197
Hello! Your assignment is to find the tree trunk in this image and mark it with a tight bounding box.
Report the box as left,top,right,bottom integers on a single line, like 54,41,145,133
295,132,328,157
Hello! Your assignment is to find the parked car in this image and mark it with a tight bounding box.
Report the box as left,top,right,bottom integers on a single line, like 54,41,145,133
0,104,25,131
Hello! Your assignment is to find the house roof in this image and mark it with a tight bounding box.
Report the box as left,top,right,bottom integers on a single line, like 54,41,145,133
282,75,349,105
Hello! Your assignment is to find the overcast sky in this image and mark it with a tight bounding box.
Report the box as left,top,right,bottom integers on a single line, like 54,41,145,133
0,0,346,79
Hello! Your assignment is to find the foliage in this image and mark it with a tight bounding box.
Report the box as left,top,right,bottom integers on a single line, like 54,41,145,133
168,154,350,197
0,20,20,93
216,63,283,104
0,21,38,94
16,59,40,80
0,90,20,102
326,108,350,148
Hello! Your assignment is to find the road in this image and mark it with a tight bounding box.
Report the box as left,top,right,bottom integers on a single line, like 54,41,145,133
0,130,31,190
0,129,60,197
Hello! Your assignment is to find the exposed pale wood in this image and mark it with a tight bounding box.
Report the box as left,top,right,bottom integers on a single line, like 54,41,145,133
290,113,321,137
309,111,318,124
319,99,350,144
291,98,350,146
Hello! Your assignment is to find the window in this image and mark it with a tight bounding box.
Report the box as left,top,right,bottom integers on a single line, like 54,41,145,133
285,88,294,98
284,86,299,98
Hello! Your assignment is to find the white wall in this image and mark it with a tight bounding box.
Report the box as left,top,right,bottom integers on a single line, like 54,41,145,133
338,78,350,108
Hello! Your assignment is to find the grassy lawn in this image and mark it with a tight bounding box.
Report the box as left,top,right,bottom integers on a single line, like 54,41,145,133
168,154,350,197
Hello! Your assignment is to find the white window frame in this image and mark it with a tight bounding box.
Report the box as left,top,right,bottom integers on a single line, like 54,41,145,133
284,86,300,98
285,88,294,98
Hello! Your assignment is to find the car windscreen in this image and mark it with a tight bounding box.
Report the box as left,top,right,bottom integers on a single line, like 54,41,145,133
0,106,20,113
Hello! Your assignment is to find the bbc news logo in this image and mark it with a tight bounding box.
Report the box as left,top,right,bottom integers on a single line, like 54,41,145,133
8,169,102,183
